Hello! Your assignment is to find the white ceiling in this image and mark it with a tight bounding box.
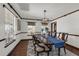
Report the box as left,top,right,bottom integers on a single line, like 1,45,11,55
11,3,79,20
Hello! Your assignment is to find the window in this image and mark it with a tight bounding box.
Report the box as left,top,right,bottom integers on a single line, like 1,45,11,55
27,22,36,34
4,7,16,47
28,22,35,26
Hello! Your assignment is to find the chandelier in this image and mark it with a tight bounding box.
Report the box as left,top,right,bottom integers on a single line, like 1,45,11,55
41,10,48,25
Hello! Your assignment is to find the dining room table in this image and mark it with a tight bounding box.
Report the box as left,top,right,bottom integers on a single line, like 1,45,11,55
35,34,65,56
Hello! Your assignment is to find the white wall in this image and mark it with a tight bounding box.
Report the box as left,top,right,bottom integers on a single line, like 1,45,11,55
21,20,28,32
57,11,79,34
35,21,42,32
52,11,79,48
0,4,5,40
0,3,5,55
48,22,51,31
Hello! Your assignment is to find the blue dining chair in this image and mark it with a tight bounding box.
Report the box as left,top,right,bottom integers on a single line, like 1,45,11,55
57,33,68,54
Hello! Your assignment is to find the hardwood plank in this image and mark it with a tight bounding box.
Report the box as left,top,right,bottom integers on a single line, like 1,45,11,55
8,40,29,56
65,43,79,55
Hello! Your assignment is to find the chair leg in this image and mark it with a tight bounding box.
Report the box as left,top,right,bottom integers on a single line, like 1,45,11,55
58,48,60,56
64,47,66,54
37,52,39,56
47,52,49,56
34,48,36,54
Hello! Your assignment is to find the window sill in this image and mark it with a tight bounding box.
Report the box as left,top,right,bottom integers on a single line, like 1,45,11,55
4,39,16,48
0,38,6,42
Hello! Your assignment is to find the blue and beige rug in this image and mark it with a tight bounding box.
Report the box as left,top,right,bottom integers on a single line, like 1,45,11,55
27,40,77,56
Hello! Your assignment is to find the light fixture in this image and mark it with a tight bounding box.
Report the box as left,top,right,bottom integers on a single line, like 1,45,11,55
42,10,48,25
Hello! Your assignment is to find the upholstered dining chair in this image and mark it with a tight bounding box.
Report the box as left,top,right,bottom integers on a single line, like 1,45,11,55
57,33,68,54
32,35,52,56
62,33,68,42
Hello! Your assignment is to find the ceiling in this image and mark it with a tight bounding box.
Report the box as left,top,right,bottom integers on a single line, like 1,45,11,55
11,3,79,20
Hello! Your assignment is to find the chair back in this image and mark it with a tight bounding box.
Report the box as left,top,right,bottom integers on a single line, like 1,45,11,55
51,32,57,37
62,33,68,42
32,35,41,45
58,33,68,42
57,32,61,39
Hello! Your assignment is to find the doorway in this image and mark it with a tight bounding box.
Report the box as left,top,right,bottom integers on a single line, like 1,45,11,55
51,22,57,36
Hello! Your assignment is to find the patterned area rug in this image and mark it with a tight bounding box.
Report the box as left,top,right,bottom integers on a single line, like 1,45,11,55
27,40,77,56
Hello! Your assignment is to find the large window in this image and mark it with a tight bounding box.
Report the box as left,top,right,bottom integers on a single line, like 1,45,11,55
5,7,16,47
27,22,36,34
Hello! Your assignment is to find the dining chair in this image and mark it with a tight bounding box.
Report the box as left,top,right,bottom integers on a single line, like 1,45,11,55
32,35,52,56
57,33,68,54
57,32,63,39
62,33,68,42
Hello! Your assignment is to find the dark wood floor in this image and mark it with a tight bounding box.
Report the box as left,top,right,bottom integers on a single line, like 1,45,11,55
8,39,79,56
9,40,29,56
65,44,79,55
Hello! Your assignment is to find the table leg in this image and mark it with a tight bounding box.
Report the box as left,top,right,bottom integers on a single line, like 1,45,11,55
58,48,60,56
